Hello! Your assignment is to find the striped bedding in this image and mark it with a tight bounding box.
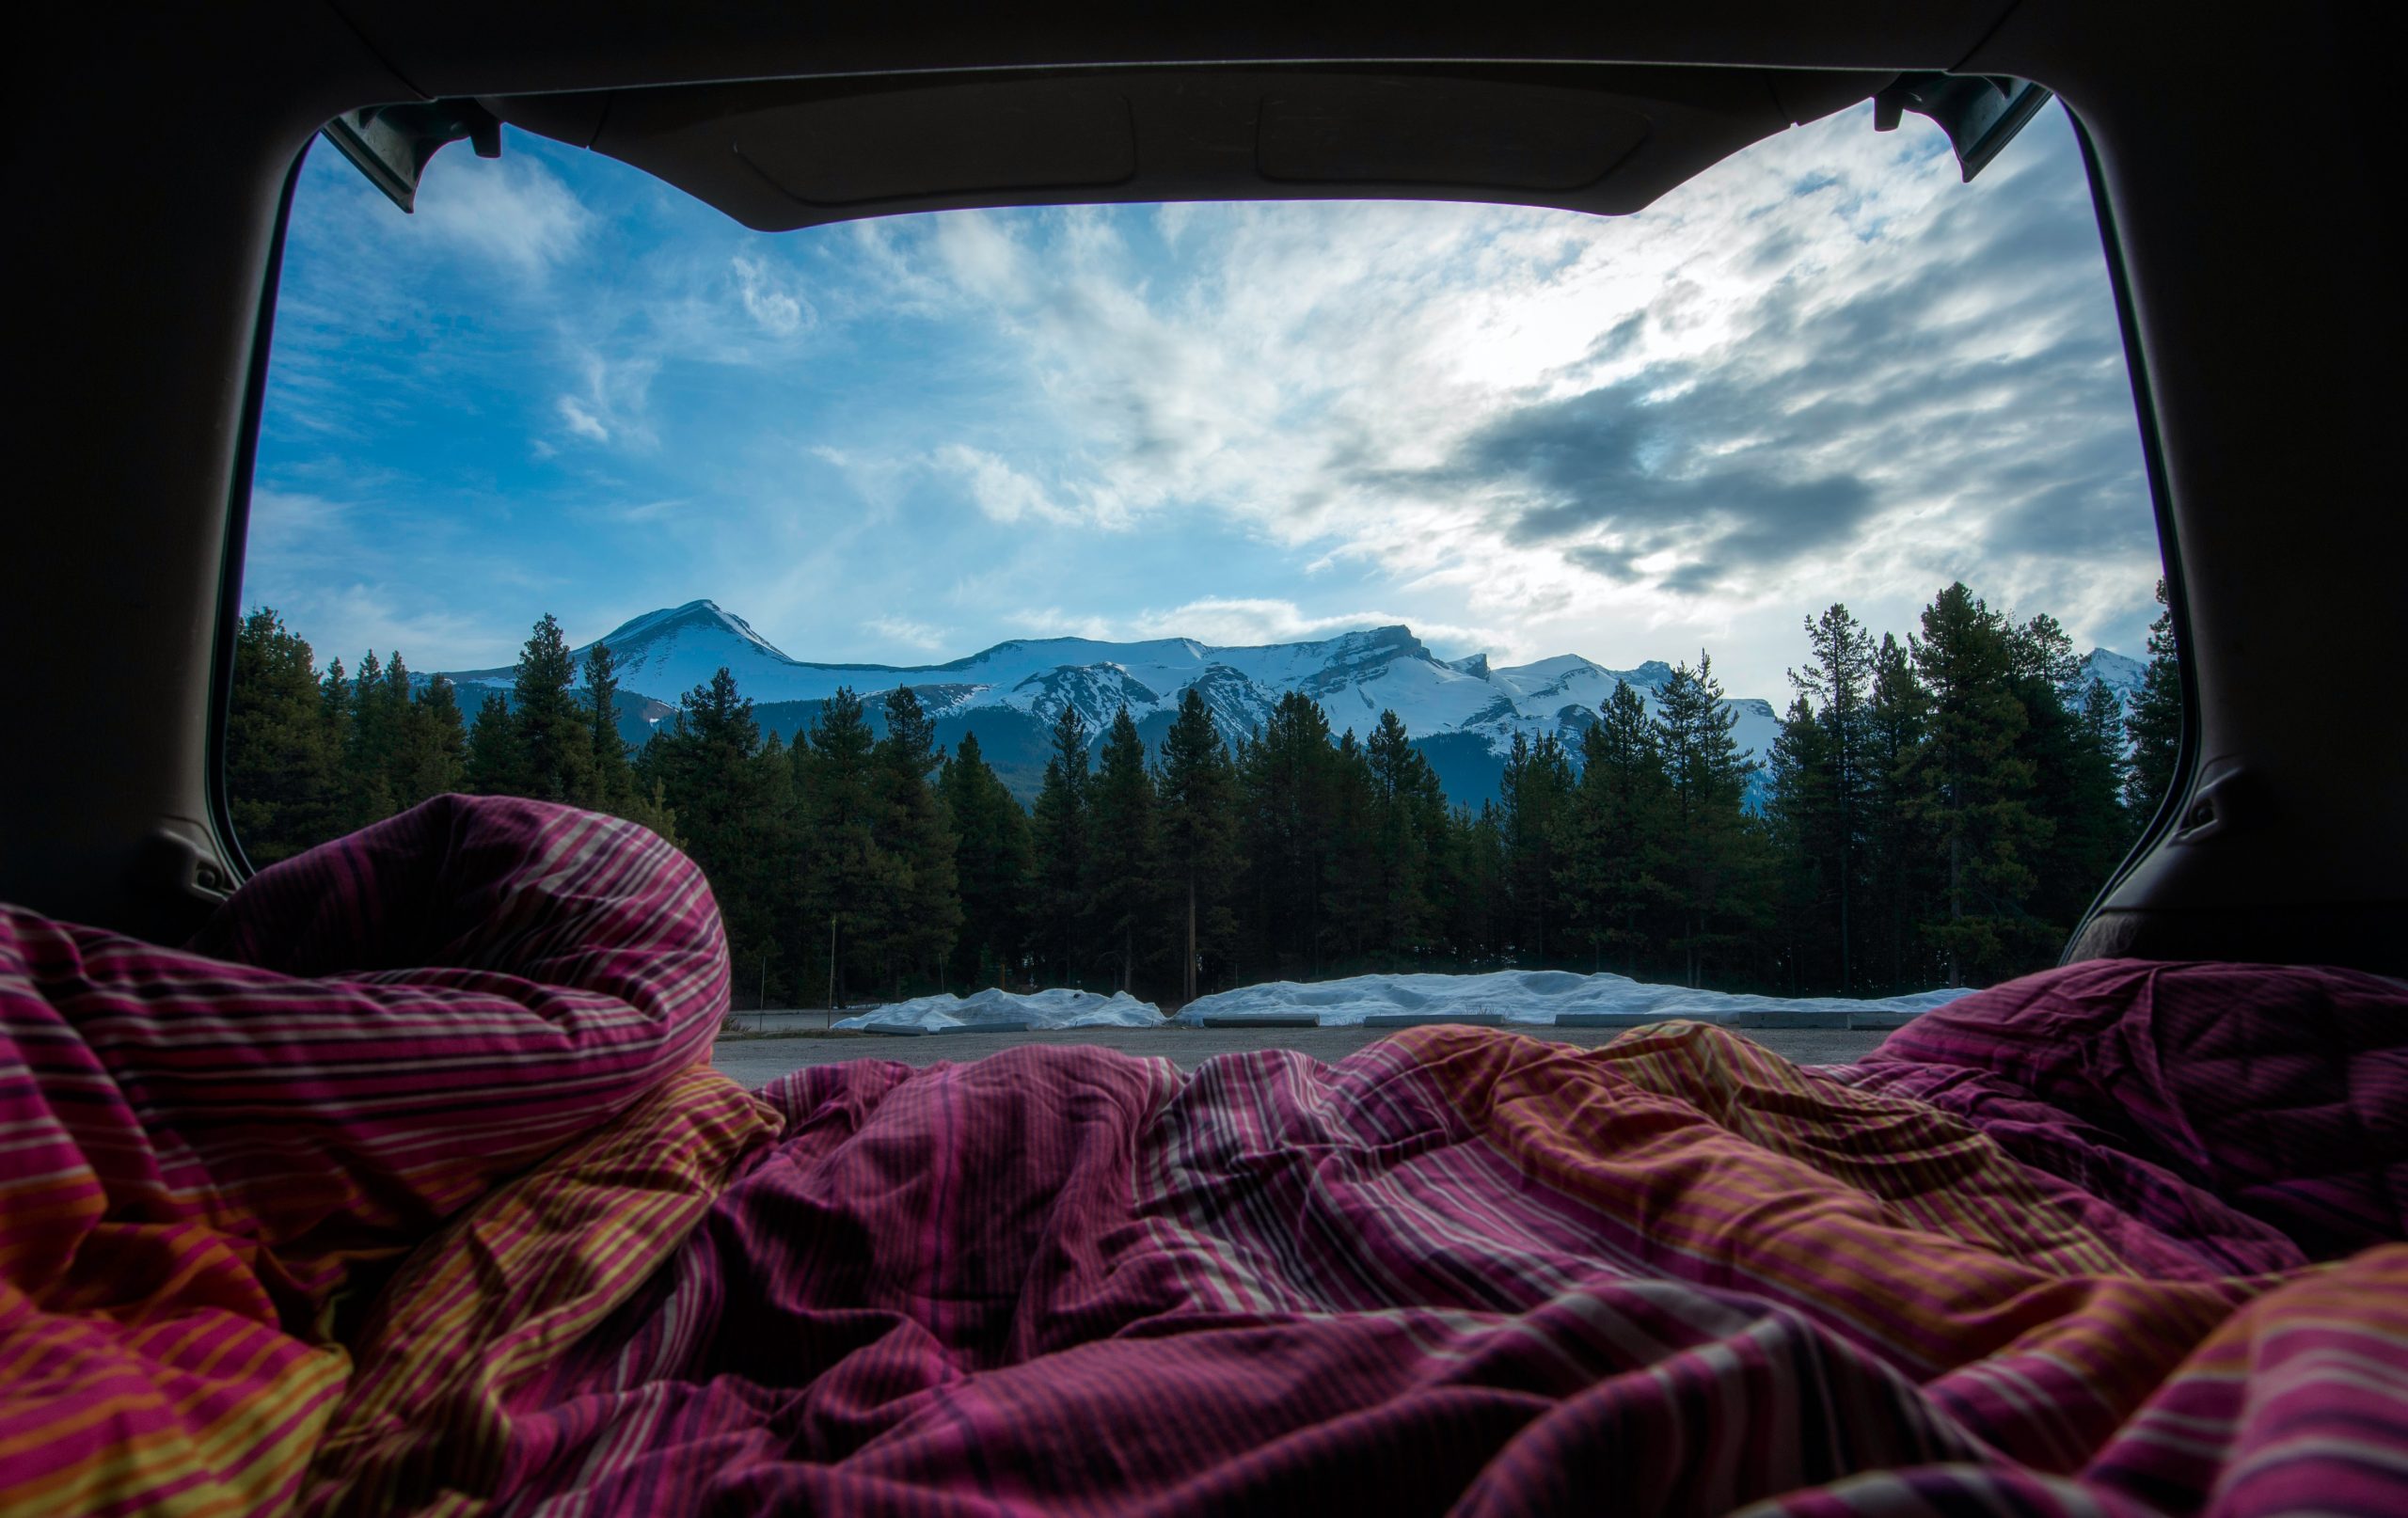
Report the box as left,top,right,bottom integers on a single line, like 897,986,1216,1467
4,799,2403,1516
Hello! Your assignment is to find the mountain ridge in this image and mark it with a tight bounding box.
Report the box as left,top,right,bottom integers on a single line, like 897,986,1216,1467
433,599,2138,808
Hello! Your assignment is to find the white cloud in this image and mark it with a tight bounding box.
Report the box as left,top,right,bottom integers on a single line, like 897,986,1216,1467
1120,597,1505,656
306,584,507,669
411,156,588,273
867,615,952,651
246,486,348,543
934,444,1080,525
1006,608,1120,640
931,212,1037,303
557,396,610,442
610,498,691,523
732,254,812,337
549,351,657,450
830,103,2154,693
243,564,519,672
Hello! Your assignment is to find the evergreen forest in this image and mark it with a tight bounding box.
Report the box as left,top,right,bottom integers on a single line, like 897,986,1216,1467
228,581,2186,1006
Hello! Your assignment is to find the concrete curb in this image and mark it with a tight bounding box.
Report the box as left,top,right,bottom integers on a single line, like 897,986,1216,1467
863,1020,1039,1036
1362,1013,1508,1028
1196,1015,1322,1029
1550,1013,1674,1029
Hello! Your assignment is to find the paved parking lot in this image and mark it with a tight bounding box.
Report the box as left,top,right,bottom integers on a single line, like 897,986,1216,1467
708,1023,1891,1086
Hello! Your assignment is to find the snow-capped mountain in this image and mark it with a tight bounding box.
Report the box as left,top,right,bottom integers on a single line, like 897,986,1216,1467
442,601,1783,789
438,600,2135,805
2079,648,2146,708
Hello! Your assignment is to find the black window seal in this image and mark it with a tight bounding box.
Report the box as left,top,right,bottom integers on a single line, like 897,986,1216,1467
205,144,308,885
2059,102,2200,961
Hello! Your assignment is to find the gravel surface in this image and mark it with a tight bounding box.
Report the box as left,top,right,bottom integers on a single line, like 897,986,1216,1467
708,1023,1891,1086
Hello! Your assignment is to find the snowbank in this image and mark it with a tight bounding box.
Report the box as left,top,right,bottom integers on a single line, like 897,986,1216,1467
1172,970,1971,1028
835,987,1164,1033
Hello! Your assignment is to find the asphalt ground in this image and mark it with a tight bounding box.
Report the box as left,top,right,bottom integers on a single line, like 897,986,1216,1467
708,1022,1891,1087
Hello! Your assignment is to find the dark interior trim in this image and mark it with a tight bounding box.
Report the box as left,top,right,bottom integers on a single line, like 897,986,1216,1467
2059,104,2196,963
206,149,308,886
483,62,1901,232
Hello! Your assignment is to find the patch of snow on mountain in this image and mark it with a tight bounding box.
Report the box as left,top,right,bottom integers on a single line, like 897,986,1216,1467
1174,970,1971,1027
1012,664,1164,731
2081,647,2145,704
1490,655,1603,700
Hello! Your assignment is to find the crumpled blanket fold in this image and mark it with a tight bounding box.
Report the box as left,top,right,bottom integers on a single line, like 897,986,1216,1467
7,796,2404,1517
0,796,768,1517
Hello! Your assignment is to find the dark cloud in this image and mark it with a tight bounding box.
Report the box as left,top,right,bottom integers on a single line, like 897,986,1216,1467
1583,309,1646,366
1656,561,1728,596
1978,425,2154,557
1742,227,1808,276
1566,543,1640,581
1385,118,2148,596
1445,377,1878,588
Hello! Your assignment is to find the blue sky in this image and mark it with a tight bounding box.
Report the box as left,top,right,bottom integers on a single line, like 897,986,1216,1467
248,99,2158,702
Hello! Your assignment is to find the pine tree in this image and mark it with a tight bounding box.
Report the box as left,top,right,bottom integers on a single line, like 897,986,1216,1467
1765,693,1835,993
1365,709,1443,965
941,731,1034,989
1561,679,1666,976
225,608,341,863
2065,675,2137,886
1448,800,1510,967
1653,654,1755,988
748,730,806,1007
1237,692,1339,978
798,685,899,1007
1087,706,1161,993
1405,742,1459,959
1861,633,1933,991
578,638,678,841
1907,584,2041,986
1497,730,1575,964
2009,612,2083,693
874,686,961,994
581,640,629,807
371,651,442,814
464,692,523,795
1787,604,1875,990
1157,688,1241,1001
1030,704,1094,986
403,671,468,803
341,650,400,830
319,656,352,779
2008,613,2119,952
650,667,792,1002
2125,578,2183,820
1323,729,1382,968
509,613,592,803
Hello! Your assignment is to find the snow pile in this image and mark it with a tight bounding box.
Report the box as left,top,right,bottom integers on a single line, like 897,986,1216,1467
835,987,1163,1033
1173,971,1971,1028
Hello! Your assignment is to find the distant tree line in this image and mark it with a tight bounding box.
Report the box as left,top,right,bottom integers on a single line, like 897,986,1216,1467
228,580,2184,1004
228,609,673,862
